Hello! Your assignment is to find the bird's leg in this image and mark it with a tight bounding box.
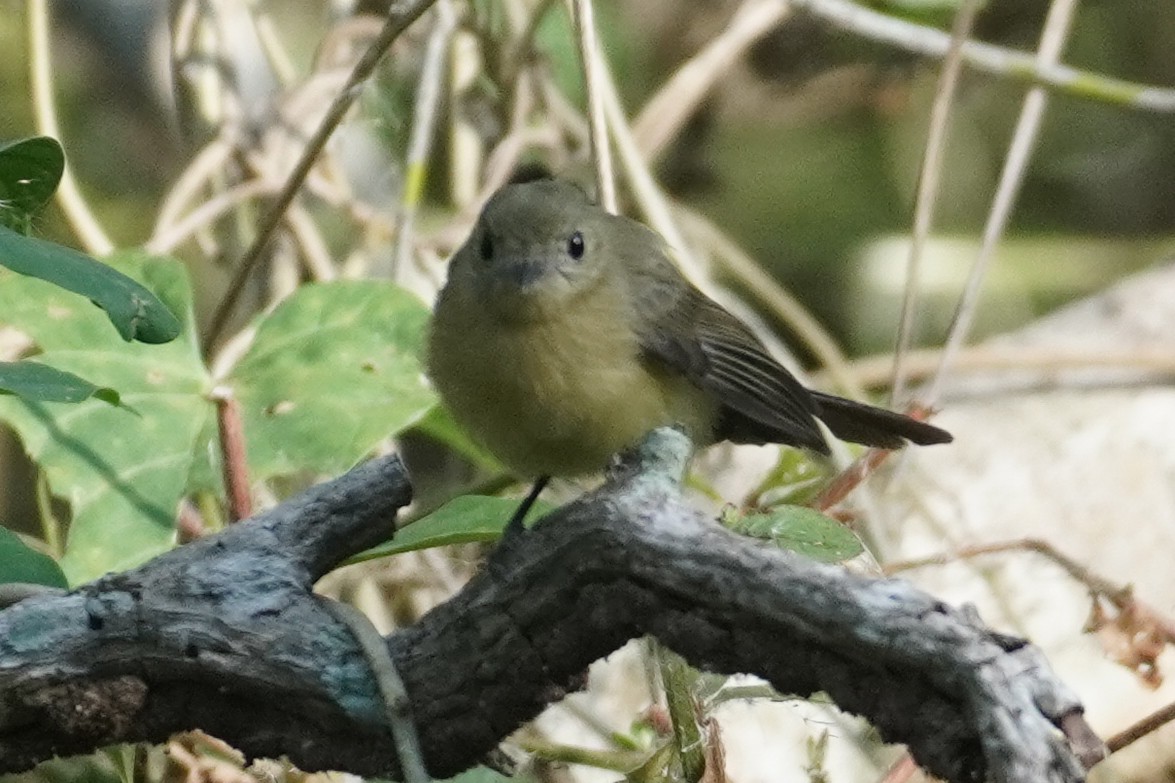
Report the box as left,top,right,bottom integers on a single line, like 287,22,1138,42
504,475,550,537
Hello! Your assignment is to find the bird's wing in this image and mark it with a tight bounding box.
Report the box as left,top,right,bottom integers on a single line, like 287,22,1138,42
631,272,827,451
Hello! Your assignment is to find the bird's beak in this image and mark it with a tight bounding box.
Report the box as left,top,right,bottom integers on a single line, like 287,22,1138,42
501,260,547,288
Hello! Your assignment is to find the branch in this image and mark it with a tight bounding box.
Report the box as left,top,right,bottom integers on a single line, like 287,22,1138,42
0,431,1102,782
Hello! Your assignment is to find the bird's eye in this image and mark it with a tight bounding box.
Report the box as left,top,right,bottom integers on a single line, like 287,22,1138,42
480,232,493,261
567,231,585,260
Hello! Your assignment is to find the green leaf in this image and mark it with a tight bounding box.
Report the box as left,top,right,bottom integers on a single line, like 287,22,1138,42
224,281,436,481
0,527,68,588
0,226,181,344
0,360,121,406
0,136,64,228
349,494,554,563
723,505,864,563
0,254,210,583
410,405,503,471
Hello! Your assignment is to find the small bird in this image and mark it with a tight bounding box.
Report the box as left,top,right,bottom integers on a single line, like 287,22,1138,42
427,179,950,493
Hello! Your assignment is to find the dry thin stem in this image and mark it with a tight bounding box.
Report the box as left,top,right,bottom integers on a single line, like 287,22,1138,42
1105,701,1175,754
151,138,236,243
822,346,1175,392
285,204,338,282
595,54,699,281
676,205,865,399
631,0,790,161
203,0,439,350
883,537,1175,644
210,386,253,523
795,0,1175,112
392,1,457,279
890,0,981,406
146,179,276,254
924,0,1081,408
571,0,617,213
26,0,114,255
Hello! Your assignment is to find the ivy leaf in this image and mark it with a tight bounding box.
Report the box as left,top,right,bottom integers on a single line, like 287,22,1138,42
222,281,436,481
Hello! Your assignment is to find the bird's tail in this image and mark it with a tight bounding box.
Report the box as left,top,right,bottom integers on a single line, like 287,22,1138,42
810,392,952,449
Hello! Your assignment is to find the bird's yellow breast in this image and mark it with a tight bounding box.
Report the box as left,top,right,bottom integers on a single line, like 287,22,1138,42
427,284,712,477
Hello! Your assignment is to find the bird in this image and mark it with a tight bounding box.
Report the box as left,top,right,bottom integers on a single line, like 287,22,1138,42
427,178,951,521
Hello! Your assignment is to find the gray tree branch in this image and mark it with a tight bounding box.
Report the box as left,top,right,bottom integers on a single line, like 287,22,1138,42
0,429,1102,782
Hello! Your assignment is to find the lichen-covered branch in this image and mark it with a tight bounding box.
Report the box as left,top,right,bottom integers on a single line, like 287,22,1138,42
0,431,1101,782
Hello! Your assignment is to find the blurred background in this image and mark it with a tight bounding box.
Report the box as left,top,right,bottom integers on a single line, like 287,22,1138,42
3,0,1175,355
3,1,1175,781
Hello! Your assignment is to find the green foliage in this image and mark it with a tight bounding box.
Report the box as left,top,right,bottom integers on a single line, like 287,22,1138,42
0,254,210,583
0,136,63,232
722,505,864,563
0,226,181,344
0,257,438,583
0,527,67,588
0,361,121,406
224,281,435,481
351,494,554,563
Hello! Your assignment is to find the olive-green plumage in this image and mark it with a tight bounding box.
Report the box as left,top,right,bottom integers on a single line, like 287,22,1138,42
427,179,951,477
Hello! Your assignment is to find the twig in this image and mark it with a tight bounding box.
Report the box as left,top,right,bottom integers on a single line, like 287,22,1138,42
26,0,114,255
284,204,338,282
810,447,892,513
924,0,1081,408
793,0,1175,112
571,0,617,213
203,0,439,350
818,346,1175,392
890,0,981,406
146,179,276,254
151,137,235,244
883,537,1175,644
1106,701,1175,754
211,386,253,523
675,205,865,399
596,50,700,281
631,0,789,162
321,601,431,783
392,1,457,279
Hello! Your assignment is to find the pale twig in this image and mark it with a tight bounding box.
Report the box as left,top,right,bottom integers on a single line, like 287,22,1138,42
285,204,338,282
27,0,114,255
675,205,865,399
595,52,700,281
794,0,1175,112
883,537,1175,644
923,0,1081,408
501,0,559,89
146,179,276,254
631,0,789,161
152,137,236,242
392,1,457,280
571,0,617,213
820,346,1175,392
203,0,439,349
890,0,981,406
